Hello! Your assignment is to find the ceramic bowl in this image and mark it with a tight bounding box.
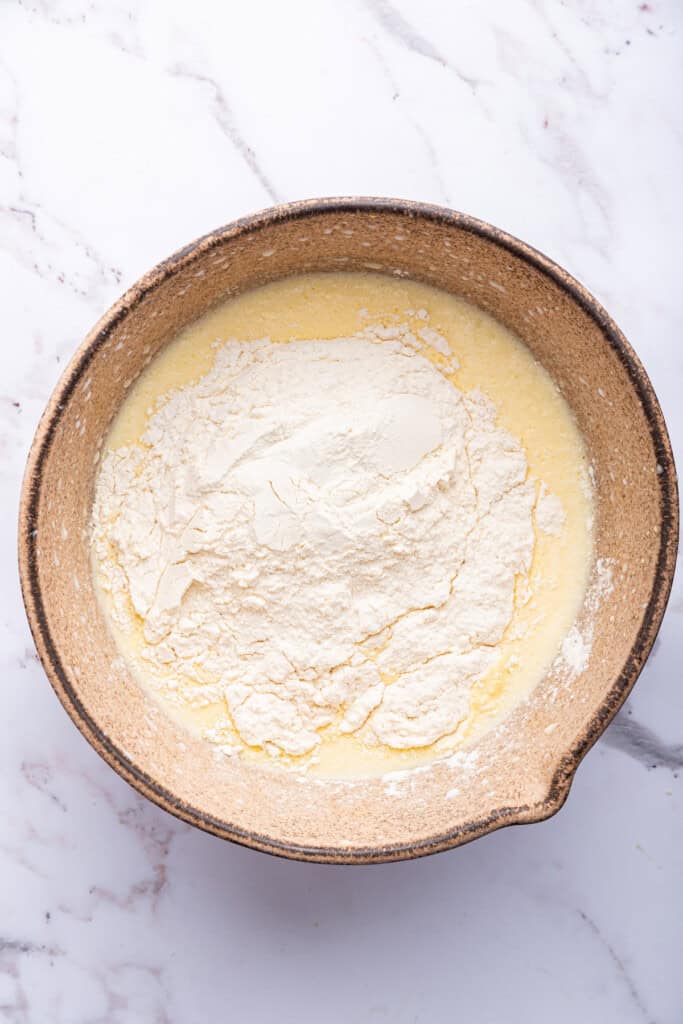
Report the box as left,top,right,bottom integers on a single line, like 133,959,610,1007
19,199,678,863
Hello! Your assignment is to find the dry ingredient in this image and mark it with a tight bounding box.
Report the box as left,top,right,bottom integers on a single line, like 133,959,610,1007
93,320,568,761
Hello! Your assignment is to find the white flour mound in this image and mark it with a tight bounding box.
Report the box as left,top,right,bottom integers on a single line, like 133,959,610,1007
93,326,558,757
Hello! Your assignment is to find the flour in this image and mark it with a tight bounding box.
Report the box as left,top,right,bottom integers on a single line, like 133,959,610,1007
555,557,613,678
559,626,591,674
535,482,566,536
92,323,564,760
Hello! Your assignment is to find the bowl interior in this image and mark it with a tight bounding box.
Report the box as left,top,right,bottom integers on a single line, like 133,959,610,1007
20,201,677,862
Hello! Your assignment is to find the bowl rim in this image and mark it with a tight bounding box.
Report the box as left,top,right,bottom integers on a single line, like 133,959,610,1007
18,197,679,864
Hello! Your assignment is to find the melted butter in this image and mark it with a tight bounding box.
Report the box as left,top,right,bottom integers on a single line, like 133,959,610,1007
100,272,593,778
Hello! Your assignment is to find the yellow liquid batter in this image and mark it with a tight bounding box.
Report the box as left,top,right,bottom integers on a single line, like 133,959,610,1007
99,272,593,778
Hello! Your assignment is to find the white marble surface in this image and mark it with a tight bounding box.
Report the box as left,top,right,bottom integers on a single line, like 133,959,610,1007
1,0,681,1020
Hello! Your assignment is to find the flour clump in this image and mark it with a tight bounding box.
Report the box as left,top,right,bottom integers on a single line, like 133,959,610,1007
93,325,560,759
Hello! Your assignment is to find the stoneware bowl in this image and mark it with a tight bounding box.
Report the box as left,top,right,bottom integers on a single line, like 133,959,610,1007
19,198,678,863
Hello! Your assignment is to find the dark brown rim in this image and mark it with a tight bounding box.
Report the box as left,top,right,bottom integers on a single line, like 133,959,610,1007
18,198,679,864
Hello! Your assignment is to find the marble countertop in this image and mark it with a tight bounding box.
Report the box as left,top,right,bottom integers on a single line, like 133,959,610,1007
1,1,681,1021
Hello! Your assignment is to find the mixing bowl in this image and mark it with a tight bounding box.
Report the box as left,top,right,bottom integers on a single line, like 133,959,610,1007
19,198,678,862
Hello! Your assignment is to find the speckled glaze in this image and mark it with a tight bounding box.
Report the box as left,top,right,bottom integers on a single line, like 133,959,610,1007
18,199,678,863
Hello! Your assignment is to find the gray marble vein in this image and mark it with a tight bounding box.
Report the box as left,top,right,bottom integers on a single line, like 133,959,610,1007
363,0,480,93
364,38,451,204
577,911,655,1024
0,937,63,958
170,65,281,204
602,711,683,773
